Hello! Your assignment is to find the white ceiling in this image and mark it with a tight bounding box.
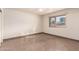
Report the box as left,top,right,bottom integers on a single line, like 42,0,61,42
14,8,65,15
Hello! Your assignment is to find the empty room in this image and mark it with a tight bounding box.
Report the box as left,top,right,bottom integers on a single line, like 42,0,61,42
0,8,79,51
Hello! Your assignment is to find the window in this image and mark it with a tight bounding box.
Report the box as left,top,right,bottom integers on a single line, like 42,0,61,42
49,15,65,27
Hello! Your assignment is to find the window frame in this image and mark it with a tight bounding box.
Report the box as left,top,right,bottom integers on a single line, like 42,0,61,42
49,15,66,27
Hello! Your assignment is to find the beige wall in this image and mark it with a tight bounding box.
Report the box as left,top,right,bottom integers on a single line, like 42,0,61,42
0,8,3,43
3,8,79,40
3,9,42,39
43,9,79,40
0,12,2,43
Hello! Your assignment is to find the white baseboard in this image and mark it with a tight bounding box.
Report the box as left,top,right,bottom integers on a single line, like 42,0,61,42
3,32,43,40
